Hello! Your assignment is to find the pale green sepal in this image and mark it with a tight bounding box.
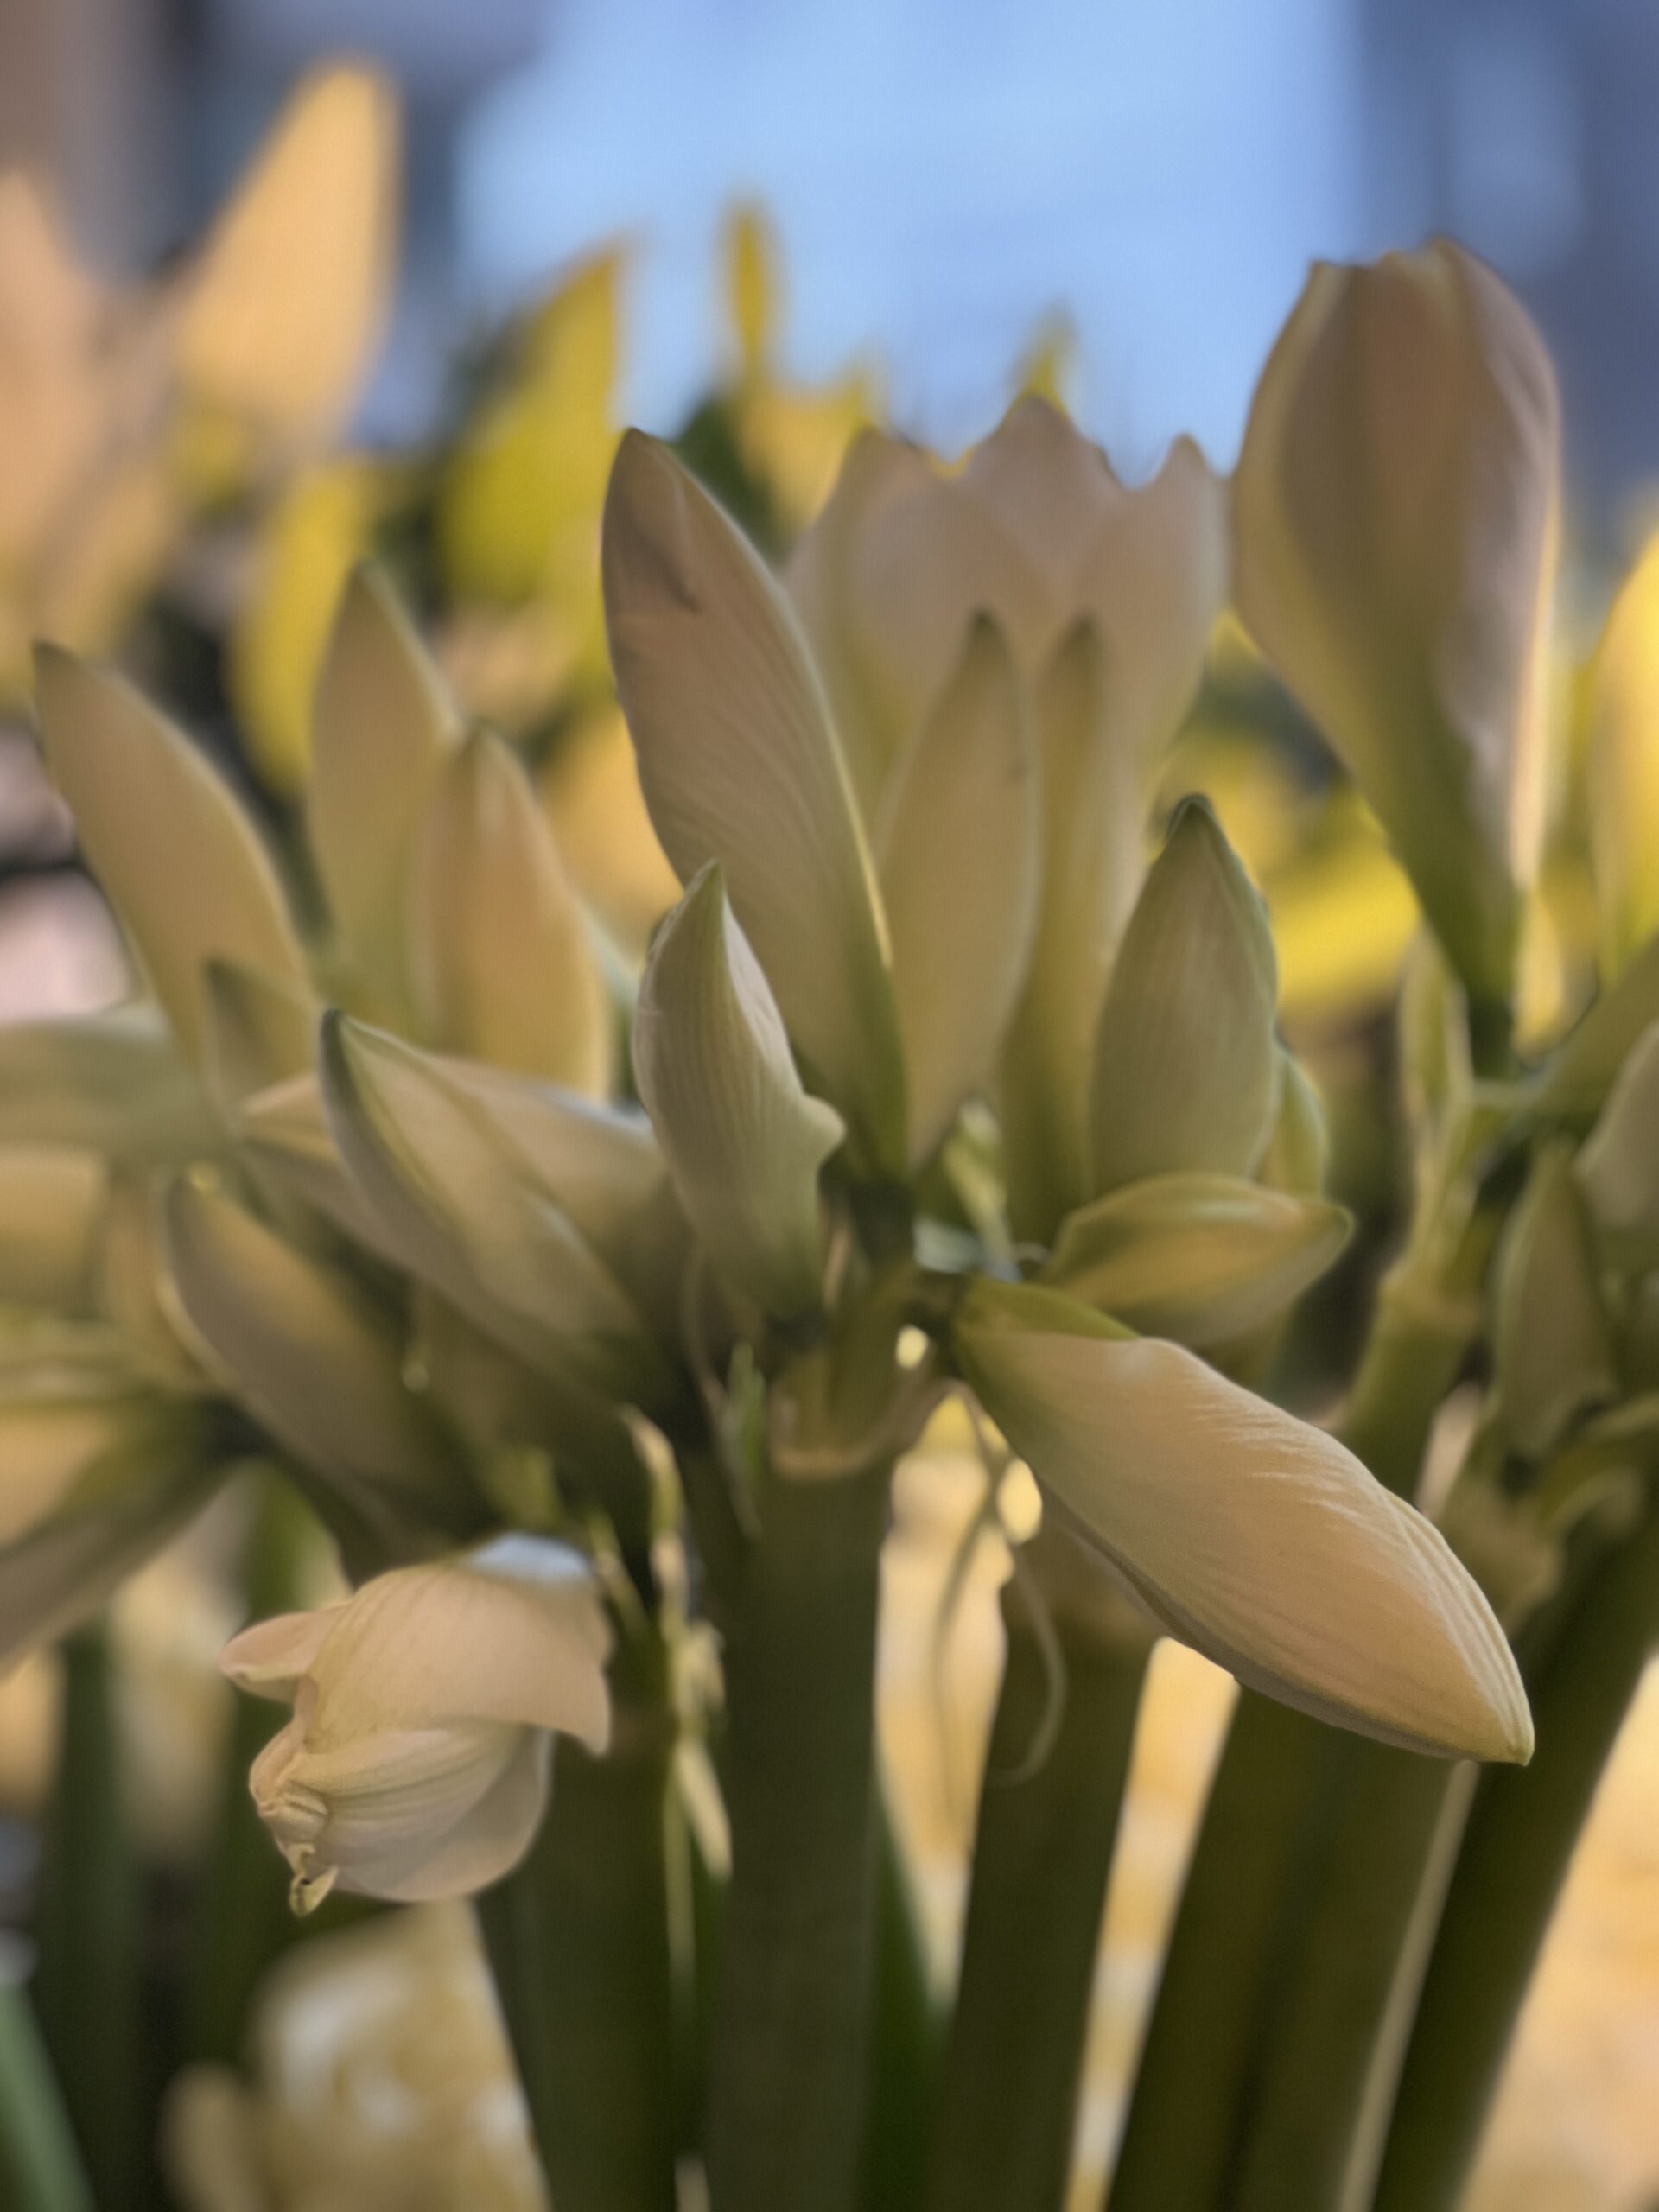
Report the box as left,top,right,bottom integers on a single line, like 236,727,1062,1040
634,865,845,1319
602,431,906,1169
954,1277,1533,1763
1532,931,1659,1121
0,1005,217,1164
1255,1050,1331,1197
1045,1172,1350,1348
1573,1020,1659,1270
1089,798,1279,1193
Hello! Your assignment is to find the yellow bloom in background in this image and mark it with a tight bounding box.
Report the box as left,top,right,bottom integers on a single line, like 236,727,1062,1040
221,1537,613,1910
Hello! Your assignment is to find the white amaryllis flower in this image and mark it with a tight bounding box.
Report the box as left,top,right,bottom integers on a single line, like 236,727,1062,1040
221,1537,613,1910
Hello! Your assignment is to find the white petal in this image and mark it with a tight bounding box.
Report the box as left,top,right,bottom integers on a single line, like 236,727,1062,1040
634,866,844,1317
220,1605,342,1700
603,432,906,1168
877,617,1039,1165
1089,799,1279,1192
407,728,613,1092
956,1283,1532,1761
34,650,309,1065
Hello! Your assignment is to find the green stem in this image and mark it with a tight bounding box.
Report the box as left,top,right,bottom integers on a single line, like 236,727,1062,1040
477,1661,677,2212
703,1461,890,2212
928,1566,1151,2212
0,1980,93,2212
32,1621,143,2212
1107,1221,1495,2212
861,1784,944,2212
188,1477,316,2063
1370,1504,1659,2212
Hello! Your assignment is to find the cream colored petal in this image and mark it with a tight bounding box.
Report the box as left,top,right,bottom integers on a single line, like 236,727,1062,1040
177,66,398,450
161,1175,476,1541
959,396,1127,594
0,1005,215,1165
1000,622,1143,1237
1075,434,1228,782
407,728,613,1092
955,1280,1532,1762
1089,798,1279,1192
634,866,844,1318
34,649,309,1065
1234,243,1559,1006
305,1539,612,1744
219,1605,341,1700
308,564,460,988
876,617,1039,1165
603,431,906,1168
320,1017,658,1397
0,1397,138,1543
1045,1172,1350,1348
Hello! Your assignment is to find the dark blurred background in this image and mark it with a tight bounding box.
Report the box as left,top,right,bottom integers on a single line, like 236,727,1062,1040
6,0,1657,536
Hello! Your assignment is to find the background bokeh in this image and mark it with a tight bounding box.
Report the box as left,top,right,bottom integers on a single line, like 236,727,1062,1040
3,5,1657,2209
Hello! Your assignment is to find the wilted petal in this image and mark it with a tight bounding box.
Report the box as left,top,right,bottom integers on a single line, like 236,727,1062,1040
162,1174,480,1547
634,865,844,1317
1234,242,1559,1006
955,1279,1532,1761
407,728,613,1092
309,564,459,990
1001,623,1142,1236
177,65,398,454
1089,798,1279,1192
34,649,309,1065
603,431,906,1167
876,617,1039,1164
1045,1172,1350,1348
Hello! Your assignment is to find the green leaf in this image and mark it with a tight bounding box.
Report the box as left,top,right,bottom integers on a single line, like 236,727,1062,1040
634,866,844,1318
603,431,906,1169
954,1277,1532,1762
34,648,309,1065
1089,798,1279,1192
1045,1171,1350,1348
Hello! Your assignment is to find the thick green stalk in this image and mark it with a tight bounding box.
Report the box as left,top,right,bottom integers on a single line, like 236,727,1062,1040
928,1564,1152,2212
32,1621,143,2212
1370,1504,1659,2212
703,1461,890,2212
860,1786,944,2212
478,1659,677,2212
188,1478,316,2063
0,1980,92,2212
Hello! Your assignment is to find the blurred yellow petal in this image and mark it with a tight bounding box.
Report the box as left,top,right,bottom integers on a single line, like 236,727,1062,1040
1589,536,1659,976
